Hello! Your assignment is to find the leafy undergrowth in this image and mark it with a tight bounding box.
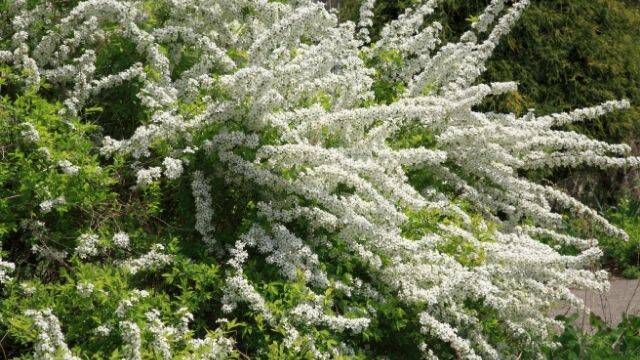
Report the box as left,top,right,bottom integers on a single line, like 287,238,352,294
603,200,640,279
548,314,640,359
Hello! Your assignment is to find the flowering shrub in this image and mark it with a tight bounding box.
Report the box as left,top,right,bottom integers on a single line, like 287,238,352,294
1,0,638,358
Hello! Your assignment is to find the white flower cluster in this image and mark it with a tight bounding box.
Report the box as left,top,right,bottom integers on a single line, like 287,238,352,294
25,309,79,360
5,0,640,357
221,239,271,319
112,231,130,249
115,290,192,359
119,321,142,360
115,289,150,318
145,309,175,360
75,233,100,259
162,157,184,180
115,291,144,360
20,122,40,143
122,244,172,274
114,291,212,358
21,282,36,296
188,334,235,359
241,225,327,286
356,0,376,43
191,171,215,246
94,325,111,337
57,159,79,175
290,302,371,334
0,258,15,284
39,196,65,213
135,167,161,188
76,282,95,297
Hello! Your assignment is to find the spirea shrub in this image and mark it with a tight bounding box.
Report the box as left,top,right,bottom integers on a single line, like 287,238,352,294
1,0,638,358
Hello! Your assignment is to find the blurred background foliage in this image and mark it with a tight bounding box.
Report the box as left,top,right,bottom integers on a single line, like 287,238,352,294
333,0,640,279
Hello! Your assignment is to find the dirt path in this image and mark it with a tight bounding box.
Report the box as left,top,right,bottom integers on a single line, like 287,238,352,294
555,277,640,330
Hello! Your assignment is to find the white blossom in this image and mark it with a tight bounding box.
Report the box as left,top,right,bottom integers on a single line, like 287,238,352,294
20,122,40,143
145,309,175,360
0,259,15,284
191,171,215,246
162,157,183,180
57,159,79,175
290,302,371,334
39,196,65,213
25,309,79,360
119,321,142,360
75,233,100,259
76,282,95,297
188,333,235,359
93,325,111,337
112,232,130,249
135,167,162,187
122,244,172,274
116,290,150,319
20,282,36,296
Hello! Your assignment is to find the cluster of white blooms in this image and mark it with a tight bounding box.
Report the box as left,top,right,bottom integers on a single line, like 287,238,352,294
113,291,211,358
20,122,40,143
122,244,172,274
221,239,271,319
145,309,175,360
25,309,78,360
57,159,80,175
94,325,111,336
142,307,198,359
290,302,371,334
76,282,95,297
356,0,376,43
240,225,328,286
176,307,194,337
0,258,15,284
119,321,142,360
75,233,100,259
39,196,65,213
31,244,68,262
191,171,215,246
135,167,162,188
419,312,480,359
188,333,236,359
162,157,184,180
5,0,640,356
115,289,150,318
21,282,36,296
112,231,130,249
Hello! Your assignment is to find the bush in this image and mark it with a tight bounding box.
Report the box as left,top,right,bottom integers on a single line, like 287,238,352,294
1,0,638,358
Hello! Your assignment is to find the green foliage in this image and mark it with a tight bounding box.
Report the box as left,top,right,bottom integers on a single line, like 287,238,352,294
0,66,234,358
548,314,640,359
602,200,640,279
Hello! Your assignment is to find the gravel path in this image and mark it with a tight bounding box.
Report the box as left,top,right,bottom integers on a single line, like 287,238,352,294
554,277,640,331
